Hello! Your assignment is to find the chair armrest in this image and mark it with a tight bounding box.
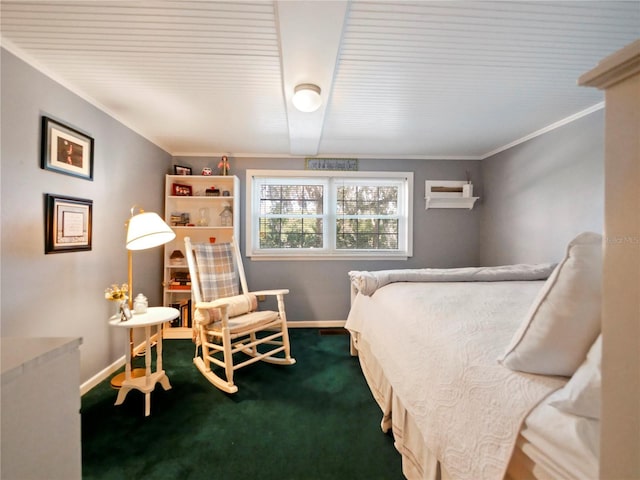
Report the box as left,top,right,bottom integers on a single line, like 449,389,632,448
249,289,289,296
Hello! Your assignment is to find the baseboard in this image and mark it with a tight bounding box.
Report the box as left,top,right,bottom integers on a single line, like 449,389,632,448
288,320,346,328
80,357,125,395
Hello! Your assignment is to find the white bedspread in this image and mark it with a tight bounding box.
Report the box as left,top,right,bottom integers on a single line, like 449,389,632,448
346,281,566,480
348,263,556,296
520,388,599,479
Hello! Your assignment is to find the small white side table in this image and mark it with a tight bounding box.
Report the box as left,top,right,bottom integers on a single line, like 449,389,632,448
109,306,179,416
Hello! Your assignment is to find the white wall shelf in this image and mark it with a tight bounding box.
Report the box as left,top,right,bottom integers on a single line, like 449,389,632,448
425,180,479,210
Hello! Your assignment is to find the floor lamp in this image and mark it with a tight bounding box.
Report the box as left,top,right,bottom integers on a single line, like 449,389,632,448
110,206,176,389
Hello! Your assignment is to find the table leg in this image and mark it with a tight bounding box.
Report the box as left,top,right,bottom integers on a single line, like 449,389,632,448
115,328,133,406
144,325,152,416
114,386,130,406
158,323,172,392
145,392,150,417
125,328,132,380
144,325,151,385
157,323,163,372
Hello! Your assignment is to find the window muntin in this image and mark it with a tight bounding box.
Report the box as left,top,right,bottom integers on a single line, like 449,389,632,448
247,170,412,259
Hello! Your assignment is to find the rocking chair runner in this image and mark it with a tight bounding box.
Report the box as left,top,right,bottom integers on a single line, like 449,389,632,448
184,237,295,393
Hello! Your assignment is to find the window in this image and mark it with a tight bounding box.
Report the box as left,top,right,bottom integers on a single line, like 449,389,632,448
246,170,413,259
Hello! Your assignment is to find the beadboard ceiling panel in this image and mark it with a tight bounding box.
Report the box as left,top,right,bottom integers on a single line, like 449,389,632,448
1,1,638,158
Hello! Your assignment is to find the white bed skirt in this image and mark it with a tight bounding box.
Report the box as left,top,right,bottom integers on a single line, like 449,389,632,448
355,332,444,480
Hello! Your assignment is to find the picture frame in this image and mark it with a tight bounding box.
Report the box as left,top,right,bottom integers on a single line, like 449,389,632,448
41,116,94,181
172,183,192,196
44,194,93,254
174,165,192,175
120,302,133,322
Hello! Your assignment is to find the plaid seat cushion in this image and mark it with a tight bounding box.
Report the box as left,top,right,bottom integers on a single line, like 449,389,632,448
192,242,239,301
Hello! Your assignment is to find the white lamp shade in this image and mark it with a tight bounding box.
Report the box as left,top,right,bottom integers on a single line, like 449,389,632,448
126,212,175,250
292,84,322,112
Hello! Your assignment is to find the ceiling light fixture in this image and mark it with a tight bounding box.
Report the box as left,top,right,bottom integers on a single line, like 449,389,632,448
292,83,322,112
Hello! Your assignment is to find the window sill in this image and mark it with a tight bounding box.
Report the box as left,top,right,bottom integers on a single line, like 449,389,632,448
248,253,410,261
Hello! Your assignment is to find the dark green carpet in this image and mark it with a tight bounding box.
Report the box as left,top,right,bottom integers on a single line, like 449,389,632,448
81,329,404,479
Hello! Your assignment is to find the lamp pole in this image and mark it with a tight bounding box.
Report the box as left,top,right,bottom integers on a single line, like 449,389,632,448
110,246,145,388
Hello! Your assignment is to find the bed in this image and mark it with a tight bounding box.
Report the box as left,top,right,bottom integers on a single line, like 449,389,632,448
346,232,603,480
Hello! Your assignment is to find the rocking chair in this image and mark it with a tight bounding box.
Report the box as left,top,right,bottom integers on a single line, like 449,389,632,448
184,237,295,393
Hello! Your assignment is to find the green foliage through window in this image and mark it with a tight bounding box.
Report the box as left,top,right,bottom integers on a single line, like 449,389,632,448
259,184,324,248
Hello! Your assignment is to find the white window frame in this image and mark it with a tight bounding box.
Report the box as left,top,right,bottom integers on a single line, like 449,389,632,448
246,169,413,260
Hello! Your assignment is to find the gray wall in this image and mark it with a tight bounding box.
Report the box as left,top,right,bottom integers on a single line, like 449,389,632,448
1,45,607,385
1,49,172,383
479,111,604,265
173,157,483,321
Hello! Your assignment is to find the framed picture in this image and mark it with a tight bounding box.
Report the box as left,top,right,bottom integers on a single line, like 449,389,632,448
41,116,94,181
44,194,93,254
174,165,192,175
172,183,192,196
120,302,133,322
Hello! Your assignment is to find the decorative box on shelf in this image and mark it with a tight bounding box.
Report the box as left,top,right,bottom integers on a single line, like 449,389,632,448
425,180,479,209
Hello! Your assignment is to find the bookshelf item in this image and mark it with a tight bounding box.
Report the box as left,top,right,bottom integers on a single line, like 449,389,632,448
163,174,240,339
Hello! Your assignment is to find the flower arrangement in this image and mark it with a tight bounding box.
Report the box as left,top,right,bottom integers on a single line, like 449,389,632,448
105,283,129,301
218,155,230,175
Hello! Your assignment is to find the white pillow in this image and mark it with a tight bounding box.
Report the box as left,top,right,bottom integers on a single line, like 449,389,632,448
549,335,601,419
499,232,602,376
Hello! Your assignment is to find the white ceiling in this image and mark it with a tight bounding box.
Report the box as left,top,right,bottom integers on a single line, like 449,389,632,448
1,1,639,159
